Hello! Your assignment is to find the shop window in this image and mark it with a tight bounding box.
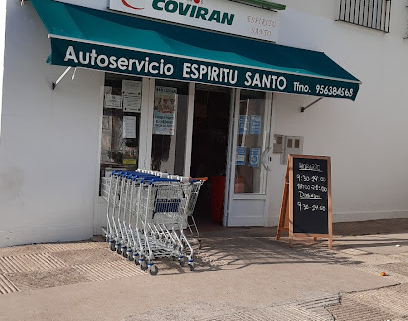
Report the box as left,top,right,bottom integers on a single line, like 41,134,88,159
151,80,189,175
338,0,391,33
100,73,142,187
234,90,267,194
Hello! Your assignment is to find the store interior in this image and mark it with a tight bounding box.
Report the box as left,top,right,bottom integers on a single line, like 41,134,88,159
190,85,231,224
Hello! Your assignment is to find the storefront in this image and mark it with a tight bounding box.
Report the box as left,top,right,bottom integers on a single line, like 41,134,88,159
0,0,362,246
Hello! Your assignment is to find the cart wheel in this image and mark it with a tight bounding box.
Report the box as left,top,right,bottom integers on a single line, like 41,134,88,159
134,258,140,266
149,265,159,276
198,240,202,250
188,263,195,271
122,248,128,258
140,261,148,271
110,242,116,252
127,251,134,261
116,246,122,255
179,257,185,267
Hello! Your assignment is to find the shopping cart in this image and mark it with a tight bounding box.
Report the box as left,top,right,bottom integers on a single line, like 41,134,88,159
102,171,131,254
137,177,193,274
102,170,204,275
183,178,207,249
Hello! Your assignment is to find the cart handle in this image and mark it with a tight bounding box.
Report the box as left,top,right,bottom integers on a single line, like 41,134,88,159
132,174,156,181
112,171,126,177
122,171,150,178
190,177,208,182
144,178,179,185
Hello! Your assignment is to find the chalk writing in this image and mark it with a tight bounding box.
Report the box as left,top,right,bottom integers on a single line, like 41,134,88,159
292,157,329,234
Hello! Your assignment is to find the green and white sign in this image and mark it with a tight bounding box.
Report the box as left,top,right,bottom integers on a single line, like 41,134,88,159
109,0,280,43
51,37,360,100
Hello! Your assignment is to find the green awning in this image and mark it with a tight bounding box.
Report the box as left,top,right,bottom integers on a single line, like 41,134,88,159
30,0,361,100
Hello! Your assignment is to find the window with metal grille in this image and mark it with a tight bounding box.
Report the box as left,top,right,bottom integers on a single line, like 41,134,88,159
338,0,391,33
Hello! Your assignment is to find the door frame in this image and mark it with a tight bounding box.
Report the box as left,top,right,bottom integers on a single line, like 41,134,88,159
224,90,273,227
140,80,275,227
141,79,195,176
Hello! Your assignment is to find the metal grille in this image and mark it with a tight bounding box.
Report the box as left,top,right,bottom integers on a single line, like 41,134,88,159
338,0,391,33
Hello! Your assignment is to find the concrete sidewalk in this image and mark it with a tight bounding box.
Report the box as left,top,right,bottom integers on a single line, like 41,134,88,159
0,219,407,320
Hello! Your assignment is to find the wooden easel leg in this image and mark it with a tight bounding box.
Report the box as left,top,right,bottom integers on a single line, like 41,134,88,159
289,237,293,247
313,237,317,242
328,235,333,250
277,168,289,241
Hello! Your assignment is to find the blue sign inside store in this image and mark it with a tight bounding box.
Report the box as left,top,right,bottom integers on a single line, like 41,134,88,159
250,115,262,135
249,148,260,167
239,115,250,135
236,147,247,166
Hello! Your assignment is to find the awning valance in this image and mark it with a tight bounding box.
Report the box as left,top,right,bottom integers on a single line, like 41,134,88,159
30,0,361,100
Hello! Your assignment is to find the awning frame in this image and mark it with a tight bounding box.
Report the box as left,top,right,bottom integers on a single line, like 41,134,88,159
300,97,324,113
30,0,361,100
51,66,77,90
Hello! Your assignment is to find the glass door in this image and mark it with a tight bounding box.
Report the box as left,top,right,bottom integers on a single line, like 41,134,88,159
149,79,189,175
225,89,272,226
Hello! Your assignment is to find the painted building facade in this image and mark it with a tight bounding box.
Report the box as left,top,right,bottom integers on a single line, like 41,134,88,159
0,0,405,247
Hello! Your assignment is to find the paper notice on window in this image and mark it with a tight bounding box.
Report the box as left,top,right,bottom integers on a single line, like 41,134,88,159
153,86,177,135
249,148,260,167
104,94,122,109
123,116,137,139
101,116,112,160
122,80,142,112
122,80,142,95
123,94,141,113
250,115,262,135
236,147,247,166
102,115,112,131
238,115,250,135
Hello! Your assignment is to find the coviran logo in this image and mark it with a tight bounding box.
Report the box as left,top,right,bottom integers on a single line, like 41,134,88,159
122,0,144,10
122,0,235,25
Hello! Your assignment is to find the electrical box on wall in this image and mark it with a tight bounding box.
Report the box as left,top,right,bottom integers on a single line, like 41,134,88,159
281,136,304,165
272,134,304,164
273,134,284,154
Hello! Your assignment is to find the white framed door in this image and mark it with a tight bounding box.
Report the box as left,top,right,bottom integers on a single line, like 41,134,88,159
225,89,273,227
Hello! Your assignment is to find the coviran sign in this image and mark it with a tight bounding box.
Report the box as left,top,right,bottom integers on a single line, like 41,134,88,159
109,0,279,42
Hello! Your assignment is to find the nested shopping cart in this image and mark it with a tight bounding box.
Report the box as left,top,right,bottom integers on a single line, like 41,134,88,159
102,170,205,275
183,177,207,249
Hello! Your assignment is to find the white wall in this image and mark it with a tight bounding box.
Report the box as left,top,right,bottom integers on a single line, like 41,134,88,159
0,0,104,247
267,0,408,225
0,0,7,138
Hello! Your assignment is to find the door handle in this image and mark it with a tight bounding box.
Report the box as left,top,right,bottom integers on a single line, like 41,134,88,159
261,148,273,171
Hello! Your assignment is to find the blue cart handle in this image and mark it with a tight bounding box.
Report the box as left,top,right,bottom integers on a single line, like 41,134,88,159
132,174,156,181
148,178,179,185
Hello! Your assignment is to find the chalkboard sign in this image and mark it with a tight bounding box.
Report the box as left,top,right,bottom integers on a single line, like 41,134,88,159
292,157,329,234
277,155,332,249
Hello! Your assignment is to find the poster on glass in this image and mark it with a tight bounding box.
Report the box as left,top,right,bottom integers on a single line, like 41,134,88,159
238,115,250,135
250,115,262,135
249,148,260,167
153,86,177,135
122,80,142,113
236,147,247,166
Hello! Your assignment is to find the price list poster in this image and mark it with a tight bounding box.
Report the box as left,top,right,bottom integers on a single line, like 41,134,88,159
277,155,333,249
